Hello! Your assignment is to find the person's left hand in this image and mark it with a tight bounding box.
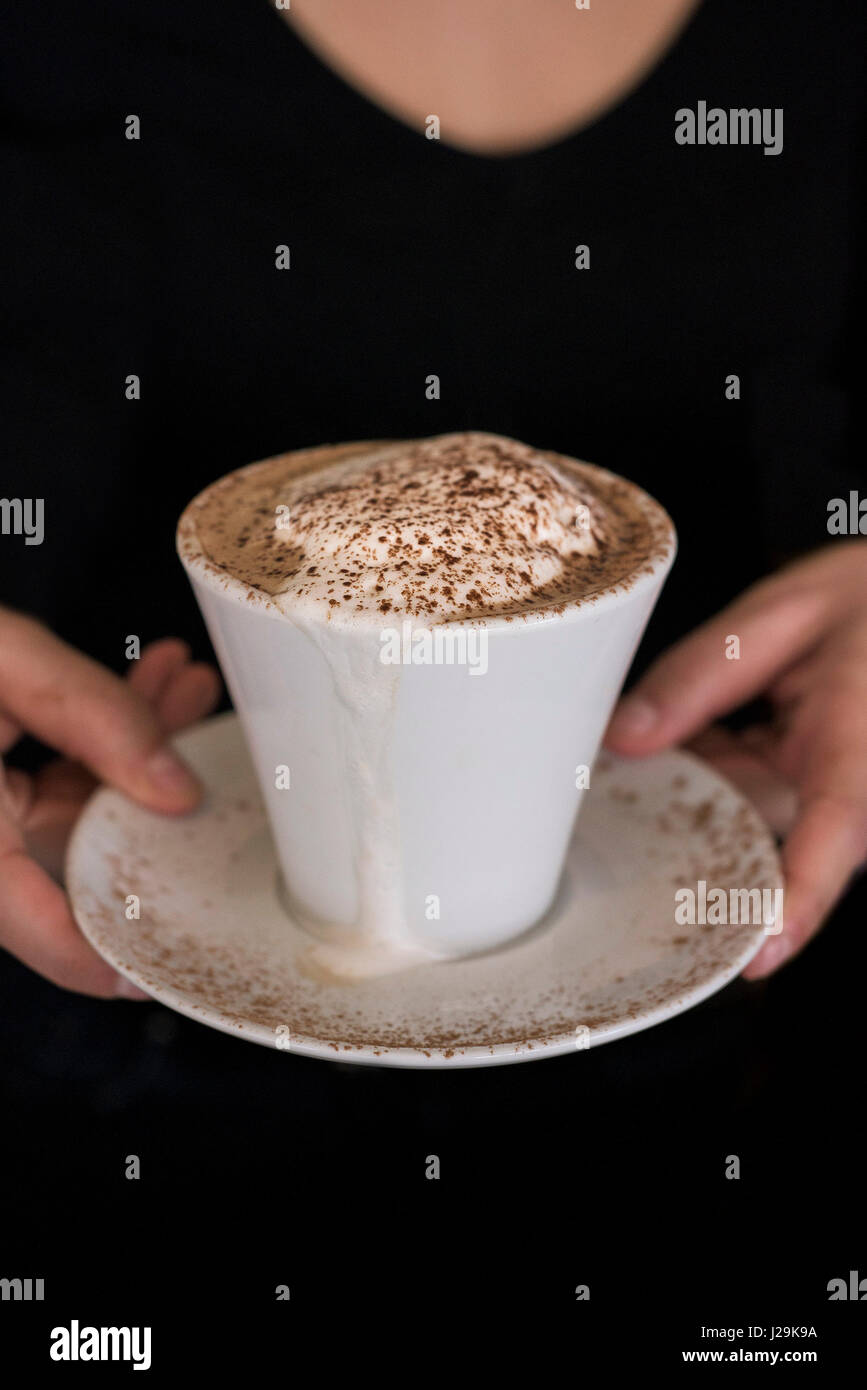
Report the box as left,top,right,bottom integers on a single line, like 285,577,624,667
604,540,867,979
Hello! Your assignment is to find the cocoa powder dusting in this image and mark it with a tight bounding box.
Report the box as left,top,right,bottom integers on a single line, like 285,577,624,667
179,433,674,624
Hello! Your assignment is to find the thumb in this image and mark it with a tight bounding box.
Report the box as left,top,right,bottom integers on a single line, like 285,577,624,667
605,580,830,755
0,610,201,813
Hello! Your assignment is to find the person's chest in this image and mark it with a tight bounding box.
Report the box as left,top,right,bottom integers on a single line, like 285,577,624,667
277,0,702,156
130,2,848,465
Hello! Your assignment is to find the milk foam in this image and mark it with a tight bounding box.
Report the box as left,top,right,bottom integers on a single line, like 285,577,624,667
264,433,608,624
289,619,438,978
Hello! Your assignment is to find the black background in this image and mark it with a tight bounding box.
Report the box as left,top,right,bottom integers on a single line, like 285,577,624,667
1,0,865,1363
1,907,865,1357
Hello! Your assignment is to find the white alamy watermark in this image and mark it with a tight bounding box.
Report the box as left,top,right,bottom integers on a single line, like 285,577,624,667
0,497,44,545
380,620,488,676
1,1277,44,1300
675,102,783,156
828,1270,867,1300
50,1321,151,1371
675,880,783,933
827,491,867,535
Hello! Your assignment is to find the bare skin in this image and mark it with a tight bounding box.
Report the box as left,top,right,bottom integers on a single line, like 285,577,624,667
605,543,867,979
0,616,220,998
279,0,702,155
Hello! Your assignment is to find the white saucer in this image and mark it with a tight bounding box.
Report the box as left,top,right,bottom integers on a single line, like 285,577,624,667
66,713,780,1069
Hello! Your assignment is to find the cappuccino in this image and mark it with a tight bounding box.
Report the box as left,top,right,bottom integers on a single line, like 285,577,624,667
186,432,670,623
178,434,675,975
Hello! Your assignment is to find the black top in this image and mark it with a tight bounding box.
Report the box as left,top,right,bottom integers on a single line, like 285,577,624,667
2,0,864,674
0,1,865,1142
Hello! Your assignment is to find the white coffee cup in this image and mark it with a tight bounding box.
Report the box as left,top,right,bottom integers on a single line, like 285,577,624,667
178,456,675,965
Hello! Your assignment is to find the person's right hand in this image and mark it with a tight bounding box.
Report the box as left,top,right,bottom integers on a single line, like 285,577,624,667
0,608,221,999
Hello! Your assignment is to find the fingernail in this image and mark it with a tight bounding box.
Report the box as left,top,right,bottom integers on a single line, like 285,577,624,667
611,697,658,738
144,748,200,800
114,976,150,1001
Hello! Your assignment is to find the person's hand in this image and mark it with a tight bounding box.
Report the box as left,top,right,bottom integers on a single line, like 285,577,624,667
605,541,867,979
0,609,220,998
